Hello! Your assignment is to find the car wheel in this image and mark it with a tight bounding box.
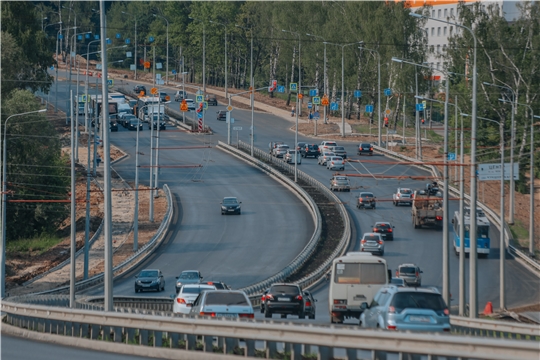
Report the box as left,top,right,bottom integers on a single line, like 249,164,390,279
264,308,272,318
281,314,287,319
309,314,315,320
298,311,305,319
380,251,384,256
135,288,139,293
237,210,241,215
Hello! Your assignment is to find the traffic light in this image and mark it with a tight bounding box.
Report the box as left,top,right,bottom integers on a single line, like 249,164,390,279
384,117,389,127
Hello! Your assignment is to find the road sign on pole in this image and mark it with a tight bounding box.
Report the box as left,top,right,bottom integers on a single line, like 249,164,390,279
309,89,318,97
354,90,362,98
478,163,519,181
447,152,456,161
290,83,298,91
307,102,312,109
416,103,424,111
330,102,339,111
233,126,242,131
277,85,285,93
313,96,321,105
196,95,203,103
365,105,374,113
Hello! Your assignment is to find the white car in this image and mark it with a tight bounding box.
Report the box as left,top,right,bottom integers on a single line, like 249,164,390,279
319,141,338,153
317,152,335,166
393,188,413,206
173,284,216,314
185,98,196,111
326,156,345,171
284,150,301,164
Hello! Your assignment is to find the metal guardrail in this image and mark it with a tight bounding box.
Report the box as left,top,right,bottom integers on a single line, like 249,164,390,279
2,301,538,360
219,141,351,301
372,145,540,275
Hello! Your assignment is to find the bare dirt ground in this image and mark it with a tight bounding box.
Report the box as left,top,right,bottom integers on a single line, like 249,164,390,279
5,106,167,294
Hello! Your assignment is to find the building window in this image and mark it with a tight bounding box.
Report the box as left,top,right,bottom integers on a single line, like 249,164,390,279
438,9,441,18
431,27,435,36
432,10,436,17
450,26,454,36
437,27,441,36
437,45,441,53
436,62,440,69
444,9,448,17
444,27,447,36
450,8,454,17
430,45,435,53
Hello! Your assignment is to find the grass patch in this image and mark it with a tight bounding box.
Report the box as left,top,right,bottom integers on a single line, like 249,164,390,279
510,219,529,243
6,234,63,254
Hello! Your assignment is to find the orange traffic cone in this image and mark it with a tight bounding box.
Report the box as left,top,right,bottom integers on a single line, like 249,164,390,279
483,301,493,315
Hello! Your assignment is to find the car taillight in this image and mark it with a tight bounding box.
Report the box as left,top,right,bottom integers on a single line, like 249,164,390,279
295,295,303,301
373,228,378,232
377,240,383,245
239,313,254,318
387,325,397,330
370,147,373,151
266,294,274,301
443,308,450,316
359,198,363,202
361,239,366,244
415,272,419,277
388,306,396,314
177,298,186,304
333,299,347,304
200,312,216,317
443,328,450,332
436,216,443,221
388,229,392,233
305,301,312,307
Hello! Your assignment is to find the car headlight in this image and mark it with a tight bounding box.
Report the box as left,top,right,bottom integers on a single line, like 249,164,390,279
137,280,141,284
156,278,161,283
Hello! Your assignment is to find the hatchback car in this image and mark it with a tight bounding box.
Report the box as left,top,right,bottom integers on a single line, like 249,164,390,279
396,263,423,287
190,290,254,319
127,119,143,131
331,146,347,159
393,188,413,206
317,152,335,166
373,222,395,241
319,141,338,153
158,92,169,102
326,156,345,171
272,144,290,158
358,143,373,156
262,283,305,319
221,197,241,215
134,269,165,293
118,113,137,128
330,175,350,192
175,270,204,293
206,94,218,106
357,192,376,209
303,290,317,319
173,284,216,314
185,98,196,111
359,286,450,332
217,110,227,121
360,233,384,255
302,144,319,158
284,150,301,164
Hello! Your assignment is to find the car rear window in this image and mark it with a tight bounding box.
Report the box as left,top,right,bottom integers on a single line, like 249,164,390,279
334,263,387,284
390,292,446,311
361,193,374,198
308,145,319,150
334,147,345,151
182,286,214,294
331,157,342,161
270,285,299,295
364,235,380,241
399,267,416,274
361,143,371,147
206,282,225,289
376,223,390,228
205,292,249,305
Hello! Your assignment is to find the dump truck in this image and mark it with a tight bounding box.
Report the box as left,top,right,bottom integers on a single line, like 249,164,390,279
411,190,443,229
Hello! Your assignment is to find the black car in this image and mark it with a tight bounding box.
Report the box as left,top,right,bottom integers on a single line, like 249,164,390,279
109,121,118,132
296,142,308,153
358,143,373,155
118,114,137,128
302,144,320,158
159,92,169,102
221,197,241,215
134,269,165,293
373,221,395,241
133,85,147,94
217,110,227,121
426,182,440,196
206,94,218,106
150,119,166,130
303,290,317,319
262,283,305,319
357,192,376,209
127,119,143,131
202,281,231,290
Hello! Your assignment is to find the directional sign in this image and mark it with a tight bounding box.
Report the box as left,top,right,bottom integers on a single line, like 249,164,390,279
77,35,82,41
172,69,177,75
149,36,155,43
312,96,321,105
416,103,424,111
313,111,320,119
196,95,203,103
106,38,112,45
126,52,132,58
365,105,374,113
58,34,64,40
384,88,392,96
156,80,164,85
197,112,203,119
478,163,519,181
94,35,99,40
307,102,313,109
125,38,131,44
233,126,242,131
448,152,456,161
309,89,318,97
203,101,208,110
156,63,163,69
330,102,339,111
354,90,362,98
116,33,121,39
277,85,285,93
85,33,91,39
290,83,298,91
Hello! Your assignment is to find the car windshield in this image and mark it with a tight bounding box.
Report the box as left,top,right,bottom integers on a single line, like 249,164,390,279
223,198,238,205
278,146,289,150
270,285,299,295
390,292,446,312
361,193,374,198
364,235,380,241
204,292,249,306
288,150,297,154
140,270,158,277
181,286,214,294
129,120,139,125
180,272,199,279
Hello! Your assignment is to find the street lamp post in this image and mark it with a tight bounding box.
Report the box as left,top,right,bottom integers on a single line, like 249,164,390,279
237,25,254,156
190,17,206,97
411,11,479,317
306,33,327,123
122,11,138,80
360,46,381,146
283,30,302,117
1,109,47,298
210,20,228,98
56,27,76,113
153,14,169,86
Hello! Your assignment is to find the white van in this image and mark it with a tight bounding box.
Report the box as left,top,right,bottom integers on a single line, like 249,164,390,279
117,103,132,116
109,92,126,104
328,252,389,324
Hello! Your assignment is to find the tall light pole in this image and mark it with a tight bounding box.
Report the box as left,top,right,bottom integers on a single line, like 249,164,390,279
83,40,102,133
122,11,138,80
306,33,327,123
1,109,47,298
56,27,76,113
411,11,479,318
283,30,302,117
190,17,206,97
210,20,228,98
484,82,516,224
153,14,169,85
237,25,254,156
63,6,77,117
360,46,381,145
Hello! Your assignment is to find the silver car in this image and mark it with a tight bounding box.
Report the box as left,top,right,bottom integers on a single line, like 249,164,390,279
360,286,450,332
284,149,302,164
397,263,423,287
360,232,384,256
326,156,345,171
331,146,347,159
393,187,413,206
173,284,216,314
190,290,254,319
272,145,290,158
317,152,335,166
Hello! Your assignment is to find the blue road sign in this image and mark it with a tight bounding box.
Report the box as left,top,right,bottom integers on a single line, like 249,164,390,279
107,79,114,87
94,34,99,40
354,90,362,98
203,101,208,110
416,103,424,111
312,96,321,105
196,95,203,103
172,69,177,75
116,33,121,39
85,33,90,39
106,38,112,45
309,89,318,97
290,83,298,91
197,112,203,119
277,85,285,93
77,35,82,40
58,34,63,40
330,102,339,111
384,88,392,96
50,65,55,70
307,102,313,109
314,111,320,118
365,105,374,113
149,36,155,43
448,152,456,161
125,38,131,44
